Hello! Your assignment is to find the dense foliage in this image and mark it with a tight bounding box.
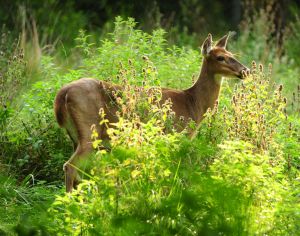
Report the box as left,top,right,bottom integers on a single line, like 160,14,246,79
0,5,299,236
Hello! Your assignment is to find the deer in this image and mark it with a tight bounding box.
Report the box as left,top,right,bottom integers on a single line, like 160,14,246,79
54,33,250,192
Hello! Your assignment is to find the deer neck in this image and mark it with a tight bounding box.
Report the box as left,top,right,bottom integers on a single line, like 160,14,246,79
186,58,222,123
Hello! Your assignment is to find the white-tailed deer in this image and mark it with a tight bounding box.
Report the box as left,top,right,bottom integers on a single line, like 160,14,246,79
54,33,249,192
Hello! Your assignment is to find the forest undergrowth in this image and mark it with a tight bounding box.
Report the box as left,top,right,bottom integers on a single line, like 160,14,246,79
0,13,299,236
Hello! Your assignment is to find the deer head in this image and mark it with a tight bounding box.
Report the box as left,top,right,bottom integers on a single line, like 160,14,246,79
201,33,250,80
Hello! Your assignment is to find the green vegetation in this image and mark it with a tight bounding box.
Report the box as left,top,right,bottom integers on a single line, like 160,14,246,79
0,2,300,235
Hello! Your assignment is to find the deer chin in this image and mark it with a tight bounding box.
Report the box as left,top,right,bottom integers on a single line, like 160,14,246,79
237,74,244,79
223,73,243,80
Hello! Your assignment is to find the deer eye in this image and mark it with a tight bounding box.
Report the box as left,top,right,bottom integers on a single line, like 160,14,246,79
216,56,225,62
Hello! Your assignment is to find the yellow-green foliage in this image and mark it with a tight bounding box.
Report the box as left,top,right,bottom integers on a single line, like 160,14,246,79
1,17,299,235
49,56,184,235
49,51,299,235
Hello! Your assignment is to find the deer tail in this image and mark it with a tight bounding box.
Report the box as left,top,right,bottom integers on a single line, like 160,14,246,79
54,87,68,127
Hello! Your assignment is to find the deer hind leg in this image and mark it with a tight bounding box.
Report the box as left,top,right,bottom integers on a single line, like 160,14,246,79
62,84,106,192
63,142,93,192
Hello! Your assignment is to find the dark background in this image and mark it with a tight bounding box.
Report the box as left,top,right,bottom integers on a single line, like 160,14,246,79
1,0,299,47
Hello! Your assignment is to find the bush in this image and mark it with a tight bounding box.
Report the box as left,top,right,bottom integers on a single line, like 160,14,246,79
48,23,299,234
1,17,299,235
1,17,199,182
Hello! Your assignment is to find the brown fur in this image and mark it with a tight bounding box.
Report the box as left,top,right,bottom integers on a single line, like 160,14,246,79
54,87,68,127
54,33,249,192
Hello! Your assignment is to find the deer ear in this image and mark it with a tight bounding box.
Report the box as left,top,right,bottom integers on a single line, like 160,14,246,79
201,33,212,56
216,33,230,48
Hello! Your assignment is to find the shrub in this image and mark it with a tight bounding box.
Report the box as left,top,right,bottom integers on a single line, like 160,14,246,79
48,51,300,236
1,17,299,235
0,28,27,172
48,52,186,235
1,17,199,182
